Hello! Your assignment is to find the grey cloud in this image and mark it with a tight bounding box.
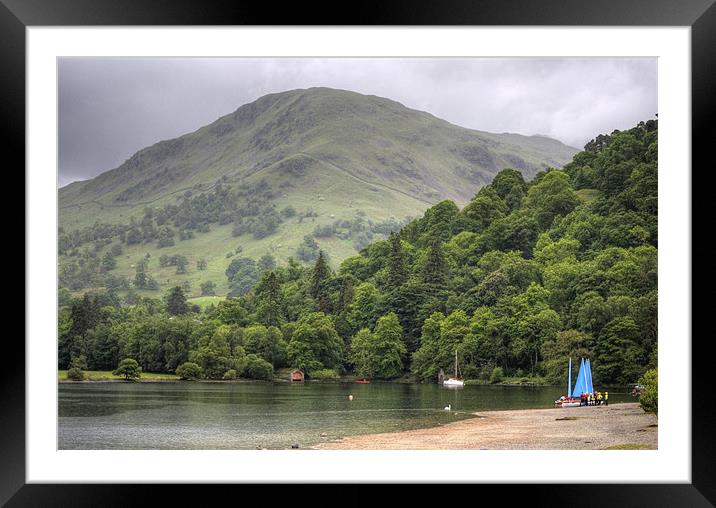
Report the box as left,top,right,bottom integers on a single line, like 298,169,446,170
58,57,657,187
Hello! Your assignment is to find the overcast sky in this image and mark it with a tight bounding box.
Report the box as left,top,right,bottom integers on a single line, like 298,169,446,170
58,57,657,187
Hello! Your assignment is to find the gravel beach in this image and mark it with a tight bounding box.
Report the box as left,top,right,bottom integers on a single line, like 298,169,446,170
314,402,657,450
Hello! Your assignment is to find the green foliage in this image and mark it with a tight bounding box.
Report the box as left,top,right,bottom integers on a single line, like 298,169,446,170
243,354,274,380
58,119,657,386
310,251,332,310
422,239,448,288
255,271,285,327
287,312,343,373
258,254,276,271
347,282,382,333
66,367,84,381
349,329,375,377
222,368,237,380
350,313,406,379
385,232,408,289
188,346,234,380
308,368,340,380
226,257,260,296
459,186,508,232
70,355,88,371
112,358,142,380
491,168,527,203
213,298,251,325
411,312,445,381
165,286,189,315
489,366,505,384
100,251,117,272
638,368,658,414
541,329,593,383
523,170,579,229
244,325,287,367
176,362,202,380
296,235,320,263
594,317,643,384
188,325,245,380
200,280,217,296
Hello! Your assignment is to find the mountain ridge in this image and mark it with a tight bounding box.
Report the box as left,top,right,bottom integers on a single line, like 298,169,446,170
58,87,578,296
60,87,576,219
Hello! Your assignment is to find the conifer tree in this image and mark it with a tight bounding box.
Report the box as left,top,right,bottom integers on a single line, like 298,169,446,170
257,271,284,327
386,232,407,289
165,286,189,315
310,251,331,302
422,239,448,288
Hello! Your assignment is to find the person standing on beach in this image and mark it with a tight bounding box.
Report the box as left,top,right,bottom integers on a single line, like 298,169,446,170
605,391,609,406
597,391,603,405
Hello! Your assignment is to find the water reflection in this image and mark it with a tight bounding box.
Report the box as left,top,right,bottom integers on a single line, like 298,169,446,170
58,382,633,449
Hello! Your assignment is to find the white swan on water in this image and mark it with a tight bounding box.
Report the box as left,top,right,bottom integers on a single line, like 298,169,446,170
444,404,451,411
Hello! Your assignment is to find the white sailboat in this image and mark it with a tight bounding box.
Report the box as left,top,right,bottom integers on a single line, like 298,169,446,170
443,350,464,387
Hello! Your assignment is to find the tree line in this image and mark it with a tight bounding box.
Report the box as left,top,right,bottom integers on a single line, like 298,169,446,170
59,120,657,385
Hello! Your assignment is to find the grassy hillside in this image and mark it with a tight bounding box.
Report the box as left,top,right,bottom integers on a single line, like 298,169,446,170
59,87,577,296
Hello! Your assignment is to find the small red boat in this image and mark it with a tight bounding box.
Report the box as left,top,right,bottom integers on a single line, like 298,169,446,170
354,379,370,384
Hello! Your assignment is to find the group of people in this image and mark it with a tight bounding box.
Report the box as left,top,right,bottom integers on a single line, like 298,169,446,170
579,391,608,406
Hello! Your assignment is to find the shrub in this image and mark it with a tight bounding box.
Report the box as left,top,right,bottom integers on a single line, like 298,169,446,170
176,362,202,380
200,281,217,296
223,369,237,380
244,354,273,380
638,368,658,414
66,367,84,381
479,366,493,382
113,358,142,381
309,369,340,381
461,364,480,380
489,367,505,384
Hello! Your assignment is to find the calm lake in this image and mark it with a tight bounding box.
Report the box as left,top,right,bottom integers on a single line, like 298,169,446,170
58,382,634,449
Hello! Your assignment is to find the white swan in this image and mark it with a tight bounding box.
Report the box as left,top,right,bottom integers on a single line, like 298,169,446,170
444,404,451,411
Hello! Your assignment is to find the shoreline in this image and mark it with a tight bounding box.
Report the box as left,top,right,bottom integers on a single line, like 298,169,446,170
314,402,657,450
57,379,568,387
57,378,559,386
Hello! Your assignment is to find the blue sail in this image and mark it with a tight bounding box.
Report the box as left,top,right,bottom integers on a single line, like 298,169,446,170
571,358,587,398
586,358,594,394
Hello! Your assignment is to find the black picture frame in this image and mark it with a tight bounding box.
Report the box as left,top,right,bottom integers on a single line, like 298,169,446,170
4,0,713,504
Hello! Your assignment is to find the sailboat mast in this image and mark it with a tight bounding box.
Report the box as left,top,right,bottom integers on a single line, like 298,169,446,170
568,357,572,397
455,350,458,378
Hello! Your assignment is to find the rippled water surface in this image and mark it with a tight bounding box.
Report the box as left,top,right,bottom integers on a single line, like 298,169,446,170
58,382,633,449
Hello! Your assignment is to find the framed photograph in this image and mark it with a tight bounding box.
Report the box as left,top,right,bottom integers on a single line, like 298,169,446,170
6,0,713,503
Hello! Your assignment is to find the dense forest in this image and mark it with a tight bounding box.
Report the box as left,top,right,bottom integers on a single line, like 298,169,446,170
59,120,657,386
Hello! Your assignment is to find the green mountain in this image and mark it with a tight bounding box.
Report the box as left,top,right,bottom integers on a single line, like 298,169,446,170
59,87,577,297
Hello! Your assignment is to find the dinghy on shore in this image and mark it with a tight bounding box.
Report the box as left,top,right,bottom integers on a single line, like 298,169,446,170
555,357,587,407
